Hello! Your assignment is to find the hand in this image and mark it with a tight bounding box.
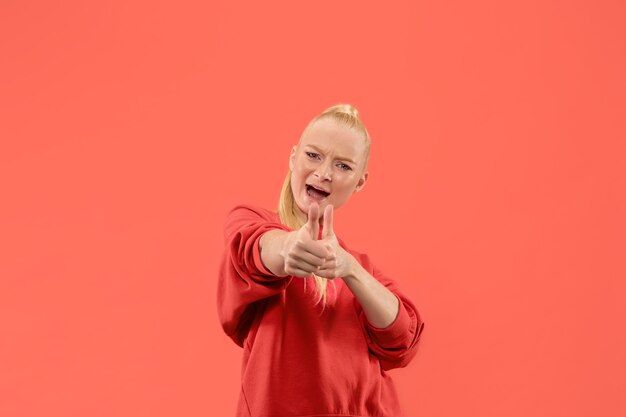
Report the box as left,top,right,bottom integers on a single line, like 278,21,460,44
315,204,355,280
281,202,331,278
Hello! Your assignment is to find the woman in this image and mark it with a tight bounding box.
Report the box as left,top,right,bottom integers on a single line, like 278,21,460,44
218,104,425,417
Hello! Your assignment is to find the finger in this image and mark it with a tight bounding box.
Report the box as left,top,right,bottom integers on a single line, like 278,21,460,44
307,202,320,240
304,240,331,259
289,262,320,275
285,258,322,276
322,204,334,239
288,267,318,278
317,257,335,272
291,251,325,268
314,259,334,277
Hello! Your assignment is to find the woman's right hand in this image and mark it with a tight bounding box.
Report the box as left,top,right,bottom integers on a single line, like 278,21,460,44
281,202,330,278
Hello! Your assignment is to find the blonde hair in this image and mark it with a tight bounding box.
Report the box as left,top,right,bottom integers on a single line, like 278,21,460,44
276,103,371,309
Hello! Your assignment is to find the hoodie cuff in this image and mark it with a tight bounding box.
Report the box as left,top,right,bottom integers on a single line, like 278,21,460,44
363,293,412,346
251,229,281,278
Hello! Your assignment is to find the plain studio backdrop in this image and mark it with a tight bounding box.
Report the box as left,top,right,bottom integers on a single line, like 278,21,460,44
1,1,625,416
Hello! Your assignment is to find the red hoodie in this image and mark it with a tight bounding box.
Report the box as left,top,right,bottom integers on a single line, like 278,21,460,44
217,204,425,417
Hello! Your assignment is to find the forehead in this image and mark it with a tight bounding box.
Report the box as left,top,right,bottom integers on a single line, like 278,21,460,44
300,118,367,159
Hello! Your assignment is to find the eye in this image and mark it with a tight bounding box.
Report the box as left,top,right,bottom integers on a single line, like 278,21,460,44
338,163,352,171
305,151,320,159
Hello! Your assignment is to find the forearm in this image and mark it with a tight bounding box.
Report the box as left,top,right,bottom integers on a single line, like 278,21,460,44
259,229,294,277
343,260,400,329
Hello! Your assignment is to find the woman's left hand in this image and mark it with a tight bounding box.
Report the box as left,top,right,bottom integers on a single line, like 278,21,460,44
316,204,356,280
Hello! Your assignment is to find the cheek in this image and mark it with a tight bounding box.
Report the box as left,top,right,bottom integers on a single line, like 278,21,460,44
336,180,357,195
294,163,315,179
292,159,308,173
291,171,306,194
293,168,307,184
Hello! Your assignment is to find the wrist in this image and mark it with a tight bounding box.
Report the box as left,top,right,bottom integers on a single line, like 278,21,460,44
279,231,295,258
343,254,363,283
260,229,293,277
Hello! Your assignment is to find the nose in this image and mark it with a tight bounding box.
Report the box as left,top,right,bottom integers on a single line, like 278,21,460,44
314,162,332,181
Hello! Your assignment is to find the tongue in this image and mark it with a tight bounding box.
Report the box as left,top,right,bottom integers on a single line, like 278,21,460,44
308,187,327,200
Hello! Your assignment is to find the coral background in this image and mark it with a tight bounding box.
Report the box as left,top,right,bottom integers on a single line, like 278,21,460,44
1,1,624,416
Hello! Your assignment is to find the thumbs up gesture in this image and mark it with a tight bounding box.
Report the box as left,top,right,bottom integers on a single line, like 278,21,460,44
315,204,356,281
281,202,331,278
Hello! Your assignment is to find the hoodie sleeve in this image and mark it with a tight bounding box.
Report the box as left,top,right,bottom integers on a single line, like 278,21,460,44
217,205,294,347
352,254,425,371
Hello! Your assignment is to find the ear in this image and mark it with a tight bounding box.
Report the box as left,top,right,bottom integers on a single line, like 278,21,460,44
289,145,297,171
354,171,368,192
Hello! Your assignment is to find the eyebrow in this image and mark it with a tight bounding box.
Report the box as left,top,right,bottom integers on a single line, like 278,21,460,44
306,145,356,165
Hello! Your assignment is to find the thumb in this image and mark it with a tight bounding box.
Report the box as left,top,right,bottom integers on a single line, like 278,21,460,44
306,202,320,240
322,204,334,240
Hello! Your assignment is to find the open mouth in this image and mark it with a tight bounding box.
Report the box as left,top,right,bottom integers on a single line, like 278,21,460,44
306,184,330,200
